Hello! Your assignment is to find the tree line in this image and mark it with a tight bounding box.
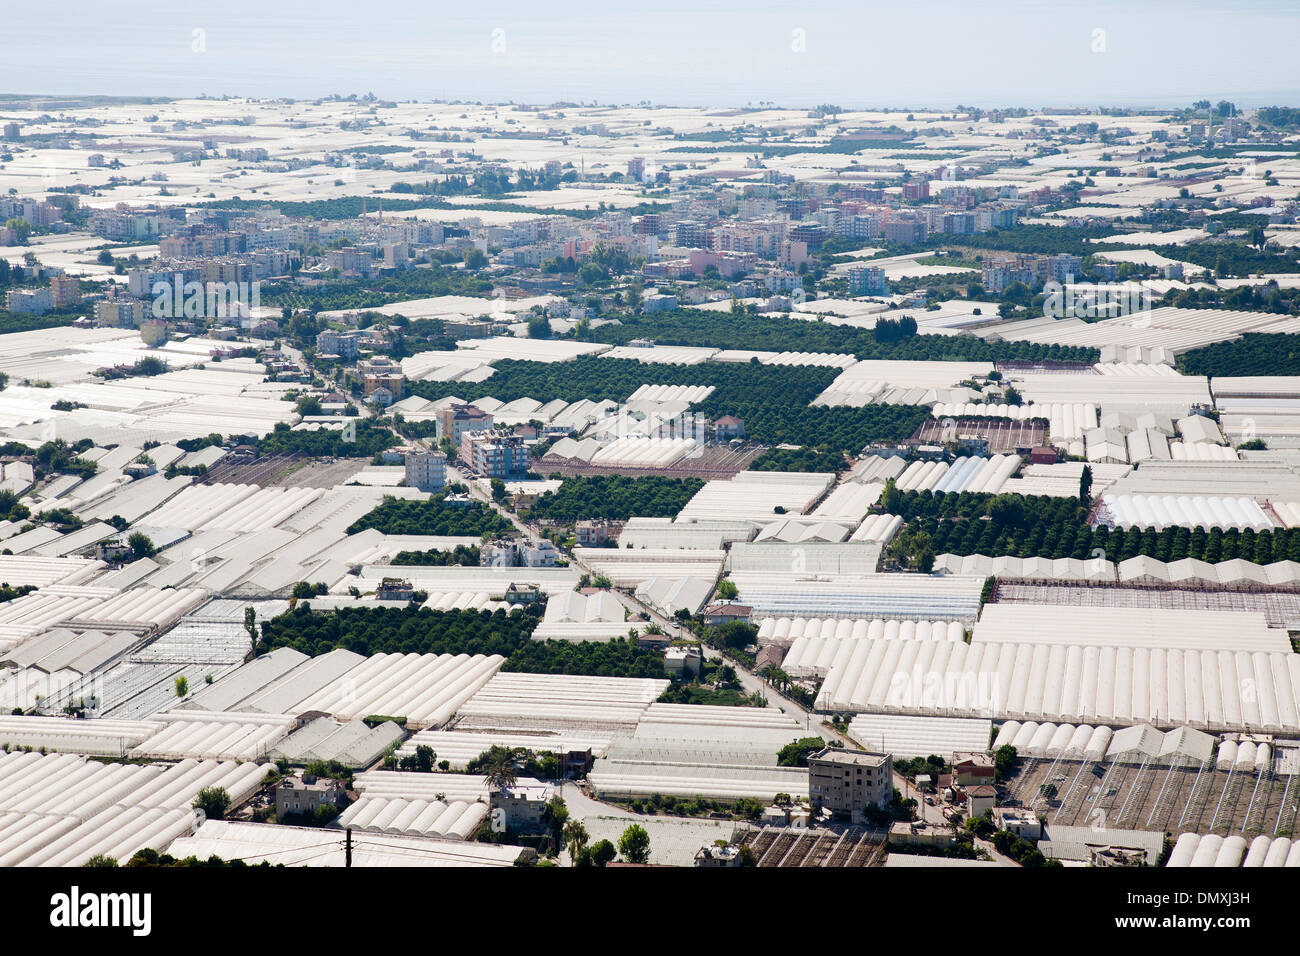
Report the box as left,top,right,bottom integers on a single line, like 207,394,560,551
525,475,704,522
347,493,515,536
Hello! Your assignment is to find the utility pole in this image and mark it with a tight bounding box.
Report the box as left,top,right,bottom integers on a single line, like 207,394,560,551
345,827,352,867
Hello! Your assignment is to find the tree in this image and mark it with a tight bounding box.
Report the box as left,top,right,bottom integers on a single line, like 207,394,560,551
716,578,738,601
413,744,436,773
490,477,507,502
244,606,258,656
986,494,1026,529
777,737,825,767
545,795,569,834
994,745,1018,781
1079,464,1093,502
174,676,188,698
562,819,589,862
589,839,616,867
3,218,30,244
192,786,231,820
84,854,119,867
127,531,156,559
626,281,643,314
482,750,519,793
880,477,902,514
618,823,651,864
527,314,551,339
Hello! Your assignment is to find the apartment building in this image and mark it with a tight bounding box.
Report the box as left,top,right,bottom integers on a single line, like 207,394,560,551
405,446,447,492
436,403,495,445
461,429,531,479
5,288,52,315
848,266,887,296
94,298,143,329
808,748,893,821
316,328,362,360
46,275,80,309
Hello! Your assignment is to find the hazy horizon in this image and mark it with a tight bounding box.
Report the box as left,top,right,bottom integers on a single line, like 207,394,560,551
2,0,1299,111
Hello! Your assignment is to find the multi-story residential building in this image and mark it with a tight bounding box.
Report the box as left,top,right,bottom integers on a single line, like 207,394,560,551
316,328,361,360
788,222,829,250
953,752,996,787
883,218,926,244
49,275,81,309
140,318,170,347
358,357,404,401
1049,253,1083,283
761,270,800,294
490,782,553,832
673,220,711,249
404,446,447,492
90,210,161,241
462,429,531,479
903,180,930,201
5,288,52,315
436,403,495,445
94,298,143,329
848,266,888,296
943,211,977,235
712,222,784,258
835,212,882,240
807,748,893,821
575,520,622,547
325,246,374,277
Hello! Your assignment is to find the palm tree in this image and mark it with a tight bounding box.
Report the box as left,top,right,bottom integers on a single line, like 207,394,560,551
482,750,519,793
562,819,589,863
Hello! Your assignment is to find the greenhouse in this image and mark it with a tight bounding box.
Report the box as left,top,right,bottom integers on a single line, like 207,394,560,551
811,634,1300,734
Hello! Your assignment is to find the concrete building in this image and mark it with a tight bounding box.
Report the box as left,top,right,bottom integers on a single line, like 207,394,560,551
316,328,361,360
575,520,622,547
994,807,1042,840
462,429,531,479
952,752,995,787
141,318,170,347
436,403,495,445
325,246,374,277
491,781,553,832
5,288,52,315
480,538,558,568
49,275,81,309
405,446,447,492
848,266,887,296
358,357,404,401
664,644,703,677
808,748,892,821
712,415,745,440
275,773,345,818
694,844,744,867
965,784,997,819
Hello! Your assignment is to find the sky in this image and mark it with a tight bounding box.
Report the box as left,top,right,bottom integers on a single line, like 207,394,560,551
2,0,1299,110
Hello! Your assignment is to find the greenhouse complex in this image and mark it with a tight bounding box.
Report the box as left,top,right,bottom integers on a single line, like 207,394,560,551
3,60,1300,894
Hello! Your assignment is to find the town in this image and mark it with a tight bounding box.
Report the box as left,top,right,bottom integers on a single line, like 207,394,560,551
0,14,1298,898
